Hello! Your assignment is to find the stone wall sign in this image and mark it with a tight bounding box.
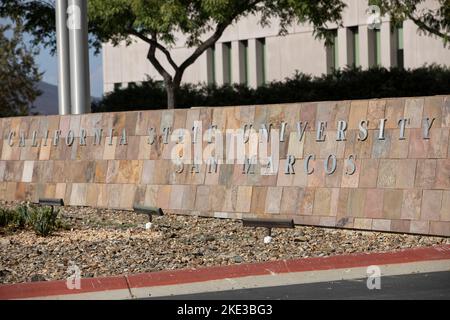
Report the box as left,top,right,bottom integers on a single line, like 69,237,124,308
0,95,449,236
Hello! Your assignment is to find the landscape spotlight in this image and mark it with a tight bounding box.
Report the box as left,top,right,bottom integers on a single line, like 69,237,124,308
133,204,164,222
242,218,294,236
37,198,65,214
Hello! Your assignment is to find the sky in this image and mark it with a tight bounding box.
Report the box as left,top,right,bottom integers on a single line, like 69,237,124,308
1,17,104,98
35,44,104,98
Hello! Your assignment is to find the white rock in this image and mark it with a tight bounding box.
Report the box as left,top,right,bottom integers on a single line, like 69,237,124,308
145,222,153,230
263,236,272,244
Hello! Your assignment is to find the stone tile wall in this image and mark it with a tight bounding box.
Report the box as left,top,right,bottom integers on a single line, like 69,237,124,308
0,95,449,236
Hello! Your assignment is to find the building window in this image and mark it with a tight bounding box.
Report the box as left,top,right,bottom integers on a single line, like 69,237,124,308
223,42,232,84
374,28,381,66
396,24,404,68
350,27,360,67
207,45,216,85
327,29,339,72
240,40,249,86
256,38,266,85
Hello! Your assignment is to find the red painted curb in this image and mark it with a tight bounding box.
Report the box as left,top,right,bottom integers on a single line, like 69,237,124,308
1,245,449,300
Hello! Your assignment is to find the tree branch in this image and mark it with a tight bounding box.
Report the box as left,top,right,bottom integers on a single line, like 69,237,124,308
130,29,179,73
177,0,262,79
145,32,173,83
406,12,448,40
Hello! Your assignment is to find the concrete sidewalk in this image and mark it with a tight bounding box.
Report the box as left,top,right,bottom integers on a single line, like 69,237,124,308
1,245,450,300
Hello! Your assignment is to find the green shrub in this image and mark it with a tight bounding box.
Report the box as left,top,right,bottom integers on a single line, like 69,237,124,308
0,204,61,237
92,65,450,112
27,206,59,237
0,208,15,227
14,204,30,229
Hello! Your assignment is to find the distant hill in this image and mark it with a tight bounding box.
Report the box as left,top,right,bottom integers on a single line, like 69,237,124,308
32,81,100,115
32,82,58,115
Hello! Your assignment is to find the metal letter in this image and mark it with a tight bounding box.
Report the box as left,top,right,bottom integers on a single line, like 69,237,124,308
284,155,296,174
79,128,87,145
345,155,357,175
31,131,39,147
66,130,75,146
398,118,408,140
19,132,26,147
147,128,156,145
296,121,308,141
378,119,387,140
8,131,15,147
423,117,435,139
162,127,170,144
324,154,337,175
119,129,127,145
358,120,369,141
316,121,327,142
279,122,287,142
304,154,315,175
336,120,347,141
93,128,103,145
53,130,61,146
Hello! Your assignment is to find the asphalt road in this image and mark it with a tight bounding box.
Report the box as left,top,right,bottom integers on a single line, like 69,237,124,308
152,271,450,300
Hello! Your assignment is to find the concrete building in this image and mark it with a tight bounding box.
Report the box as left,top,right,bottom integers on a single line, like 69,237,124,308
102,0,450,94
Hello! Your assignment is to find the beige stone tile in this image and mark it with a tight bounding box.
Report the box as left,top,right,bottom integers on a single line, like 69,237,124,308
383,189,403,220
429,221,450,237
265,187,283,214
385,98,405,128
155,186,170,211
410,220,430,234
313,188,331,215
347,188,366,217
21,161,34,183
421,190,443,221
424,96,443,127
372,219,391,232
415,159,436,188
359,159,379,188
236,186,252,212
435,159,450,189
377,159,397,188
364,189,384,219
120,184,137,209
144,185,159,207
298,188,315,215
404,98,424,128
348,100,368,130
86,184,98,207
367,100,386,129
401,189,422,220
103,137,117,160
195,185,210,211
440,191,450,222
395,159,416,188
353,218,372,230
70,183,87,206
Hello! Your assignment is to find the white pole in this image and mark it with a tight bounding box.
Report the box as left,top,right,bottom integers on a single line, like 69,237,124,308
68,0,91,114
56,0,71,115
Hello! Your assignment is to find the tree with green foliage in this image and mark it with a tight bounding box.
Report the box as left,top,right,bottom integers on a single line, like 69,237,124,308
86,0,346,109
1,0,346,109
3,1,448,109
0,21,42,117
372,0,450,46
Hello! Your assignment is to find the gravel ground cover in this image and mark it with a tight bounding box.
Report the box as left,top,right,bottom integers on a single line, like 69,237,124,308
1,201,448,284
